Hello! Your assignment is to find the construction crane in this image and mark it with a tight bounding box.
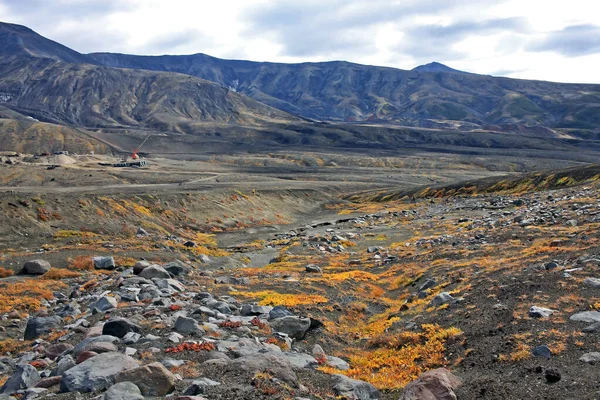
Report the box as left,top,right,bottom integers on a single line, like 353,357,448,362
131,135,151,160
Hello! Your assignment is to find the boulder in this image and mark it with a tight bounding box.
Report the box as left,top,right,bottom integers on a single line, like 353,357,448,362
398,368,461,400
93,256,116,270
332,374,380,400
103,381,144,400
305,264,322,273
60,352,139,393
22,260,51,275
82,342,118,354
270,316,311,340
24,316,62,340
139,265,170,280
102,318,142,338
115,362,176,396
138,285,162,301
0,365,40,395
51,355,76,377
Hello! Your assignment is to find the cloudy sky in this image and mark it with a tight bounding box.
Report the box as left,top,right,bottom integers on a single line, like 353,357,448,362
1,0,599,83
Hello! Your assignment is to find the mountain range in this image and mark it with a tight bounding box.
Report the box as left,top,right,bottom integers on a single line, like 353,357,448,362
0,21,599,154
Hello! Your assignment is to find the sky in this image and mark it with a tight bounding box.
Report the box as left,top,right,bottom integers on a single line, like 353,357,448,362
0,0,599,83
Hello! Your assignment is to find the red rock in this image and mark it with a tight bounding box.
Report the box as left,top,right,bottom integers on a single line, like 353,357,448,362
399,368,461,400
85,325,104,338
35,376,62,388
45,343,74,360
76,351,98,364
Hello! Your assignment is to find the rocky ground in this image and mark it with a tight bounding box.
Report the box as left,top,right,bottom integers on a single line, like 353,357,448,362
0,172,599,399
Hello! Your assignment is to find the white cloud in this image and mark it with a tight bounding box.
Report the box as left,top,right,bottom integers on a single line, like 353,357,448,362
0,0,599,83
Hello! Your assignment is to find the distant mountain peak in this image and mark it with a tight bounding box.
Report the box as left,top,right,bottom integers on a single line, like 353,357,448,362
0,21,95,64
412,62,466,74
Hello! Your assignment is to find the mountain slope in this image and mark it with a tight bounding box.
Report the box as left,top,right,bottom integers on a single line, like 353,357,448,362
0,23,299,135
88,52,600,131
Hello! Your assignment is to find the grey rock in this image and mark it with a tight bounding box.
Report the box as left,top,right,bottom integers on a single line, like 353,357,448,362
570,311,600,323
305,264,322,273
156,279,185,292
22,260,51,275
45,343,74,360
326,356,350,370
123,332,142,344
419,278,437,292
582,322,600,333
584,278,600,288
333,374,380,400
138,285,162,301
133,261,150,275
240,305,273,316
90,296,118,313
529,306,555,318
60,352,139,393
103,381,144,400
270,316,311,340
229,353,298,387
24,316,62,340
269,306,294,319
115,362,176,396
283,353,318,369
102,318,142,338
429,292,455,307
73,335,120,356
175,316,204,336
139,265,171,280
0,365,40,394
51,355,76,377
93,256,116,270
532,345,551,359
183,378,221,396
579,352,600,364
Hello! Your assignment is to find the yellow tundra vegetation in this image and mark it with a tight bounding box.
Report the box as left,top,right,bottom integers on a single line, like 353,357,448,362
235,290,329,307
321,324,462,390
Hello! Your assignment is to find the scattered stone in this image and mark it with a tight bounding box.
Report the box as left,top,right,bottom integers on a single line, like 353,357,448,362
399,368,461,400
73,335,119,356
82,341,118,354
139,265,171,280
429,292,455,307
0,365,40,395
270,316,311,340
419,278,437,292
545,368,561,383
532,345,551,359
333,374,380,400
90,296,118,313
133,260,150,275
77,351,99,364
182,378,221,396
582,322,600,333
570,311,600,323
102,318,142,338
175,316,204,336
529,306,554,318
115,362,176,396
240,304,272,316
93,256,116,270
60,352,139,393
579,352,600,364
22,260,51,275
583,278,600,288
46,343,74,360
103,381,144,400
24,316,62,340
34,376,62,389
305,264,322,273
228,353,298,387
269,306,294,320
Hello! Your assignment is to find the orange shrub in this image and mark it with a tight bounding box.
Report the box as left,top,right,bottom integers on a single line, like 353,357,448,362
0,267,13,278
